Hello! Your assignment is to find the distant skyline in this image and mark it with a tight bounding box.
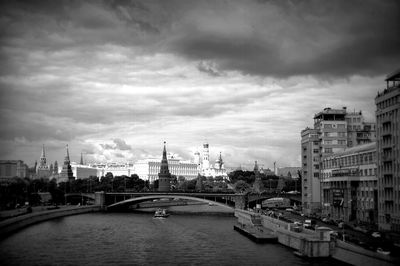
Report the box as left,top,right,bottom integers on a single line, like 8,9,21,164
1,0,399,169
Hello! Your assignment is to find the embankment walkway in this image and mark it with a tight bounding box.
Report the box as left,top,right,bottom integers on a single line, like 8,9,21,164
0,205,101,239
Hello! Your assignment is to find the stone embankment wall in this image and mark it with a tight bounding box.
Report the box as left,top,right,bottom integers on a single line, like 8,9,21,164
0,206,101,239
332,240,398,266
235,209,330,257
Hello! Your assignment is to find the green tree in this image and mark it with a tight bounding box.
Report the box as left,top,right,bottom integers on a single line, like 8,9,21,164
234,180,250,193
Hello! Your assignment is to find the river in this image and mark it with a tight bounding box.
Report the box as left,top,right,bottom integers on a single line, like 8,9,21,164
0,212,348,265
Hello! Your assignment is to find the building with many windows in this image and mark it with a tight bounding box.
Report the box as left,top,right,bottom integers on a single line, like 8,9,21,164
321,142,377,224
134,158,199,183
346,111,376,148
0,160,28,183
301,107,375,215
301,128,321,215
376,69,400,232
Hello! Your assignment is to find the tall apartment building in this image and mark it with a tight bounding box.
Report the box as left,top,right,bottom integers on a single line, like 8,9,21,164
301,128,320,214
301,107,375,215
321,142,377,224
376,69,400,232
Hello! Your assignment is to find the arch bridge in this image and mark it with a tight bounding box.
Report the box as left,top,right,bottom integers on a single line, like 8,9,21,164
93,191,301,210
94,192,246,210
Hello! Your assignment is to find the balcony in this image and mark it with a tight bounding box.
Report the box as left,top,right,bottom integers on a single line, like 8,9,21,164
382,129,392,137
382,140,392,148
382,168,393,175
382,116,392,124
383,154,393,162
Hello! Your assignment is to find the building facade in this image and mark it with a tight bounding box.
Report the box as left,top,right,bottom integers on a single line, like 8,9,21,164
0,160,28,183
70,163,99,179
321,142,377,224
376,69,400,232
134,158,199,183
301,107,376,215
198,143,227,178
301,128,321,215
92,162,134,178
346,111,376,148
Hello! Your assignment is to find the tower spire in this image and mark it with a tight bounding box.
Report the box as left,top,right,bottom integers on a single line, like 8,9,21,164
158,141,171,192
80,152,84,165
65,144,70,163
41,144,46,158
60,144,74,181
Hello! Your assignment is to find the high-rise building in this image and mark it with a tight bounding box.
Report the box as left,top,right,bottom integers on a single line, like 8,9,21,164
301,107,375,215
158,142,171,192
59,145,74,182
301,127,320,214
36,144,50,179
376,69,400,232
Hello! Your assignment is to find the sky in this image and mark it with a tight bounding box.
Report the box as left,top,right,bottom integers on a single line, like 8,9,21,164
0,0,399,170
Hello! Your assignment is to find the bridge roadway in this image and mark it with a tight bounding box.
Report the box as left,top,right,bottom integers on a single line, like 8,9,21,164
91,191,301,210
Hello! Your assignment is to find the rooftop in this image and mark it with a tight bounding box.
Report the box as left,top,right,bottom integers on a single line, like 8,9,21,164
314,107,346,119
385,68,400,81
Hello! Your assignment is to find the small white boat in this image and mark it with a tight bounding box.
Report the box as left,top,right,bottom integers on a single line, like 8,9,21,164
154,208,169,218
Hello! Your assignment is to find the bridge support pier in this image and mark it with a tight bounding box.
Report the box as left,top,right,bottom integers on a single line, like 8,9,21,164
233,195,247,210
95,191,106,210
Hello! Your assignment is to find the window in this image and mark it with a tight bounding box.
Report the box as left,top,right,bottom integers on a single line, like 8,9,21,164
324,124,332,128
325,140,332,144
313,141,319,145
338,132,346,137
314,164,319,169
325,148,333,153
338,140,346,145
313,149,319,153
314,172,320,178
337,124,345,129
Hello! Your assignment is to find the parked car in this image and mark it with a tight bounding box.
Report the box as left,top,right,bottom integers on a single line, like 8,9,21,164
304,219,316,229
371,232,381,238
294,221,303,226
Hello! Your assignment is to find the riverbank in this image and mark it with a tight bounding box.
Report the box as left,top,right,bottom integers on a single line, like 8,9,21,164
0,205,101,239
235,209,399,265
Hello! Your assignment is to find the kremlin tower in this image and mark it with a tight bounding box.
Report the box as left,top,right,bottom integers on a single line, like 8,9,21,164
36,144,50,179
158,142,171,192
59,144,74,182
252,161,264,193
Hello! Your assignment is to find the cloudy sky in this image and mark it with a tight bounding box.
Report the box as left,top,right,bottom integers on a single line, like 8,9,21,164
1,0,399,170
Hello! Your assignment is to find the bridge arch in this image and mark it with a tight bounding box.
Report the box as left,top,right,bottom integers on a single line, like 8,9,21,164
107,195,234,210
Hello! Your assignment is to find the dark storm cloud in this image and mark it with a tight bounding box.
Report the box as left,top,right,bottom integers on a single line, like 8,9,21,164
2,0,398,79
163,0,400,78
